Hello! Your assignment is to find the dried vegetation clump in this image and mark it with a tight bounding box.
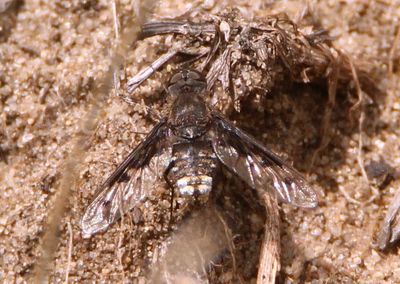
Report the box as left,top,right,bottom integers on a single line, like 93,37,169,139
127,7,378,114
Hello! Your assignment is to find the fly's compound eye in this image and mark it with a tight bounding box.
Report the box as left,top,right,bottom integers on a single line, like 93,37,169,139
169,72,184,85
169,70,205,85
167,69,207,96
186,70,202,80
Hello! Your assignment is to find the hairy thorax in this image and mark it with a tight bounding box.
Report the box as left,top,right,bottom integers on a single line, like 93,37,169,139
168,92,211,139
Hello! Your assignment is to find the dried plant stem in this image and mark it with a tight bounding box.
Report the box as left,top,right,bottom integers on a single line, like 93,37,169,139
117,229,126,282
309,51,339,171
338,186,361,205
112,0,120,41
348,56,379,204
214,207,237,275
112,5,127,279
378,189,400,249
64,221,73,284
32,137,94,283
348,55,363,113
257,193,280,284
356,110,379,204
112,0,121,97
32,1,158,281
388,23,400,76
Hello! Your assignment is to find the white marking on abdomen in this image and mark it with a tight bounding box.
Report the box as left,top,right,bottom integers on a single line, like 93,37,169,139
177,175,213,196
177,175,212,187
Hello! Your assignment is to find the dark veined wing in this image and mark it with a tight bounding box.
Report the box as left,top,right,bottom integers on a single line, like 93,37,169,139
211,113,317,208
81,120,172,238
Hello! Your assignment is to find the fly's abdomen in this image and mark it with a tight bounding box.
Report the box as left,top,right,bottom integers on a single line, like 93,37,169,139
176,173,213,195
168,142,218,196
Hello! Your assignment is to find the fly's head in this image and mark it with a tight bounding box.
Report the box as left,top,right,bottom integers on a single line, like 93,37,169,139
167,69,207,97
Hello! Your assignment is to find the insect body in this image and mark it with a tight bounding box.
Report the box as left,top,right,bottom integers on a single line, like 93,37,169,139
166,71,219,197
81,69,317,238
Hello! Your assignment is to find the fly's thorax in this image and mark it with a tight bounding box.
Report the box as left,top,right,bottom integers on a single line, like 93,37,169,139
169,93,211,139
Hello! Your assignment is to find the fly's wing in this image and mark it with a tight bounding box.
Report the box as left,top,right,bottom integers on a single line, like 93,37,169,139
81,120,172,238
211,113,317,208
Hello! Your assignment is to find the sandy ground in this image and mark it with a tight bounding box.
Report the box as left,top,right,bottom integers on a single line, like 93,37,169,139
1,0,400,283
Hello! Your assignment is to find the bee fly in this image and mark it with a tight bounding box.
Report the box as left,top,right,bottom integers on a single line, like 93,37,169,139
81,69,318,238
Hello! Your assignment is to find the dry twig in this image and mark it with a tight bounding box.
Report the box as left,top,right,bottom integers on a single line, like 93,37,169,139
32,1,159,281
388,23,400,76
64,221,73,284
378,189,400,250
257,193,280,284
349,56,379,205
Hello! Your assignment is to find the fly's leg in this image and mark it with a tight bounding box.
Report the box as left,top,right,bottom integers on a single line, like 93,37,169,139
163,161,176,228
117,93,162,123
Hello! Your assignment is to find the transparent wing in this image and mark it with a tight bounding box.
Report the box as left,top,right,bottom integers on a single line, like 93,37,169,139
81,121,172,238
211,113,317,208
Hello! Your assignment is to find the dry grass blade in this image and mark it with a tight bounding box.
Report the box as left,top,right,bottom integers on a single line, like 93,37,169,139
31,0,159,282
127,49,179,92
378,189,400,250
308,50,340,171
388,24,400,76
64,221,73,284
257,193,280,284
350,55,380,205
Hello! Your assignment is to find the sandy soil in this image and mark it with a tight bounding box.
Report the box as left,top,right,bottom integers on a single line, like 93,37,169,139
1,0,400,283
